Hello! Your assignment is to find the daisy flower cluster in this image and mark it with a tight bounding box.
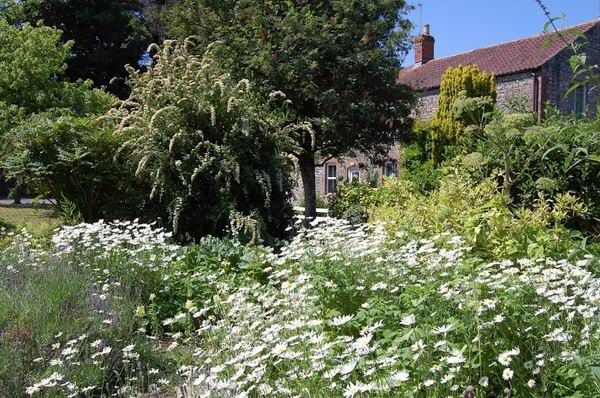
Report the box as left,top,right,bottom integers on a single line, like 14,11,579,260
52,219,178,257
178,218,600,397
9,221,183,397
4,217,599,397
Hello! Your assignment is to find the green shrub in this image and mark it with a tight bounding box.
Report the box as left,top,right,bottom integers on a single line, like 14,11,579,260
330,170,587,259
3,111,145,222
328,182,374,221
431,65,496,164
460,112,600,236
402,121,441,193
107,39,293,242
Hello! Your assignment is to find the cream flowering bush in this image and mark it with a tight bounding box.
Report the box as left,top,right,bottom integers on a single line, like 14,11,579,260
105,38,293,242
2,218,600,397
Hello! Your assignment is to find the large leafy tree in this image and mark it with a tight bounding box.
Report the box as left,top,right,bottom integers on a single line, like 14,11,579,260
0,19,69,113
1,0,152,97
160,0,415,219
0,17,114,133
0,18,117,206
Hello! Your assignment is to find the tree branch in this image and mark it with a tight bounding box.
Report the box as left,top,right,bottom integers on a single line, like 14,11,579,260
315,155,335,167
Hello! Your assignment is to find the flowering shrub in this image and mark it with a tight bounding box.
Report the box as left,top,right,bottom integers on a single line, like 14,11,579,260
106,38,293,242
3,219,600,397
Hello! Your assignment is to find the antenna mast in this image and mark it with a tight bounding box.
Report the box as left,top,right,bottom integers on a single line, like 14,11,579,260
418,3,423,33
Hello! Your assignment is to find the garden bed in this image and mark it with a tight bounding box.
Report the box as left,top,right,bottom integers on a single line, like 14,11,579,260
2,219,599,397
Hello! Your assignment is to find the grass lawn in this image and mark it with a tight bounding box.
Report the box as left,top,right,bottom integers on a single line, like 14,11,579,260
0,204,60,234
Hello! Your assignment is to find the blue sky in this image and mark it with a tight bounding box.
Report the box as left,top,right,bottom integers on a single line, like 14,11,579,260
403,0,600,66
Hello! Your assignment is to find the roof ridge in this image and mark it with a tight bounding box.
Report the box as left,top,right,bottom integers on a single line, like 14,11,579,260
405,17,600,69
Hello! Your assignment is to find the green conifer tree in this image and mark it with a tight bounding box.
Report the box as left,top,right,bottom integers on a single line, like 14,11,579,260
431,65,496,164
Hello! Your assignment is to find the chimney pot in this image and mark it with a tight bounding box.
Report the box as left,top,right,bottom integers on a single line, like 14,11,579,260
423,24,430,35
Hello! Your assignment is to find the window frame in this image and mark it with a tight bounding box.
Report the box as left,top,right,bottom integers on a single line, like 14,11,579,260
347,166,360,183
384,160,398,178
326,164,337,194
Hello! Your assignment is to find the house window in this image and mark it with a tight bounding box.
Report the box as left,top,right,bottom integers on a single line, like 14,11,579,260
384,160,397,178
572,83,588,114
347,167,360,183
326,164,337,193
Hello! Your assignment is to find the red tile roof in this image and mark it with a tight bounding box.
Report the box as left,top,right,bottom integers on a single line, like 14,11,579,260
398,19,600,91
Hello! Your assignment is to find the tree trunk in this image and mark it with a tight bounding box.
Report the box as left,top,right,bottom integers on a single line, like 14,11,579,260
13,182,23,205
298,153,317,223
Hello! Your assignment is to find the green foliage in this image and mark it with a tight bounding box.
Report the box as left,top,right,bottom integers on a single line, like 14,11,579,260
148,236,269,336
330,171,588,260
328,182,374,223
56,195,83,225
2,0,153,97
158,0,416,218
505,95,533,114
108,39,293,242
432,65,496,164
0,19,67,113
0,19,145,223
461,112,600,235
0,256,92,396
402,121,441,193
3,112,145,222
0,19,114,116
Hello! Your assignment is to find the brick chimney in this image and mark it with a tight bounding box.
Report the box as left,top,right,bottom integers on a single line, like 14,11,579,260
414,24,435,66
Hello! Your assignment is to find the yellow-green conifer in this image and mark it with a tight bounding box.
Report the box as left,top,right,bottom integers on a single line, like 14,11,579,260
431,65,496,164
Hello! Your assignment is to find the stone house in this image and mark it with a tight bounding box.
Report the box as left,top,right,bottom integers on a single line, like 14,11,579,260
398,19,600,120
292,147,401,205
294,18,600,203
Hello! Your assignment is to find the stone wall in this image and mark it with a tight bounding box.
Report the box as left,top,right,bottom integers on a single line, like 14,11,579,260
496,72,536,113
414,89,439,120
543,24,600,117
415,73,536,120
